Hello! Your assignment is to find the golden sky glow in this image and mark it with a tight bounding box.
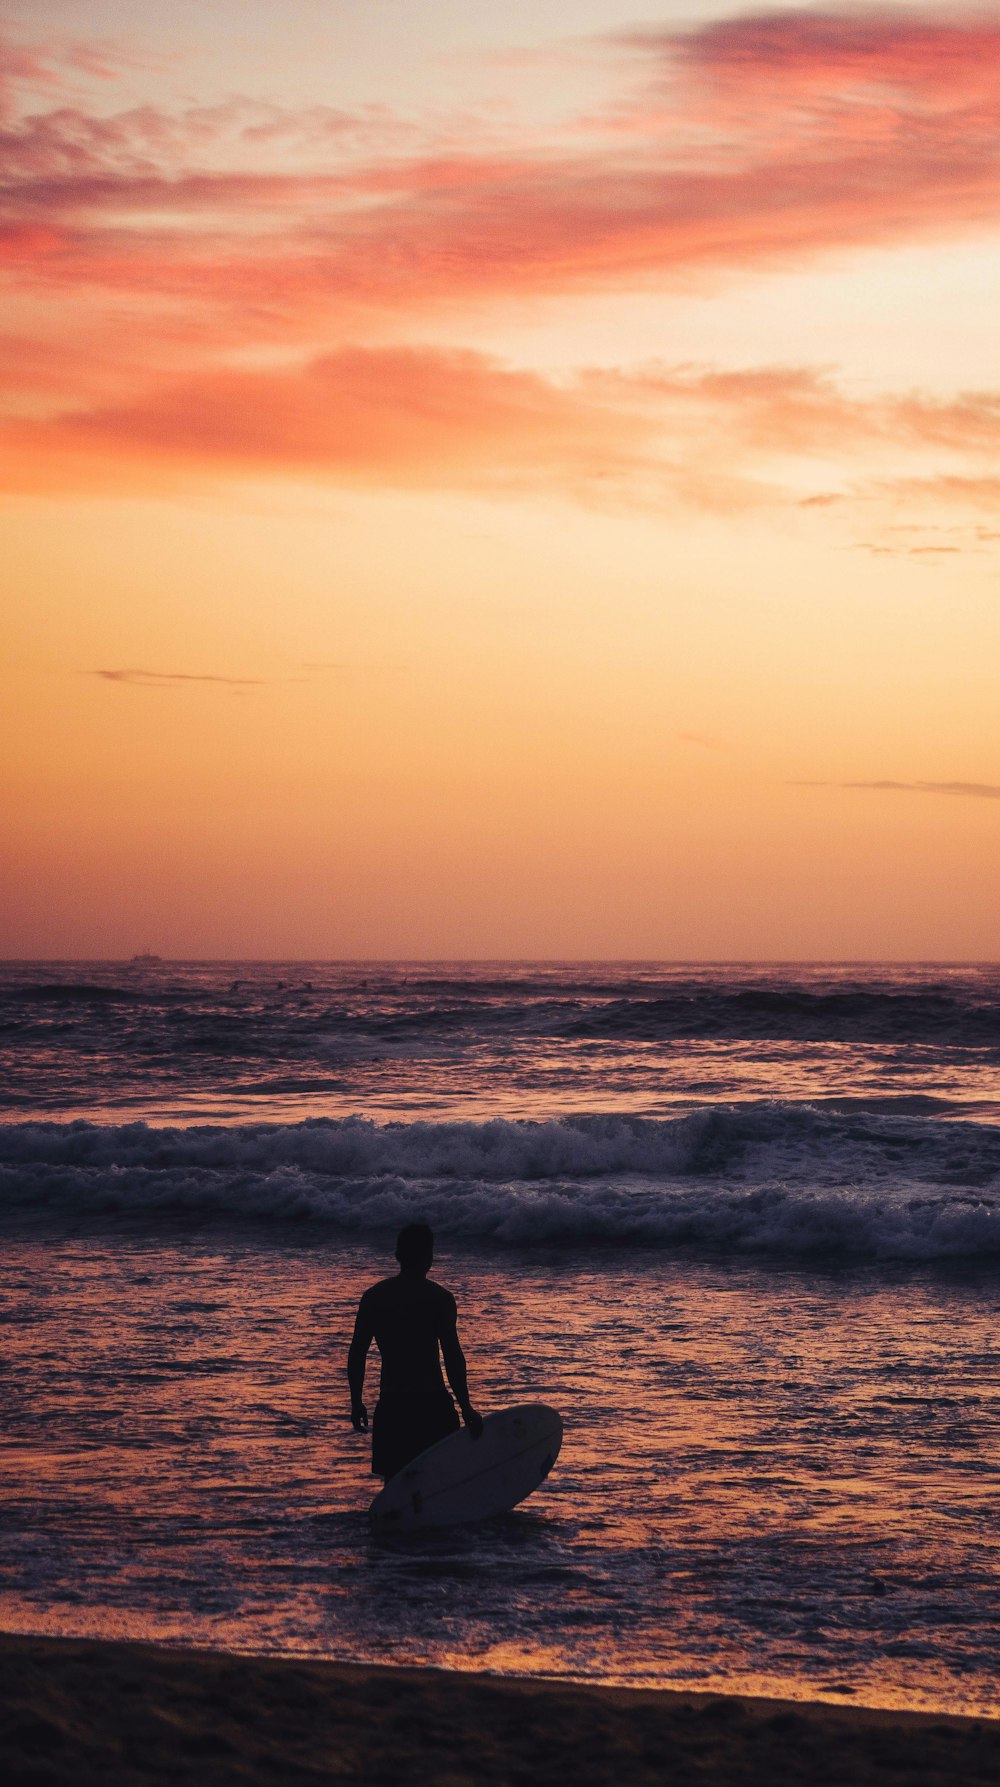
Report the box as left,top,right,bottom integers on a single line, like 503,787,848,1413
3,1,1000,957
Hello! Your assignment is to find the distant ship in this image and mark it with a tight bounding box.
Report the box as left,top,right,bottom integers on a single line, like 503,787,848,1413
130,952,163,964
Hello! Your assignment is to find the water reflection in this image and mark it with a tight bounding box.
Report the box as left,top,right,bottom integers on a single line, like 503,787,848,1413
1,1231,999,1714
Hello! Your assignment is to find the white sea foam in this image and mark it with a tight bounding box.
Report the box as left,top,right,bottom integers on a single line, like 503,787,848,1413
2,1107,1000,1259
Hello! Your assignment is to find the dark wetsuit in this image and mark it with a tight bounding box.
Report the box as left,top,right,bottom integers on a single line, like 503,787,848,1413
350,1274,462,1480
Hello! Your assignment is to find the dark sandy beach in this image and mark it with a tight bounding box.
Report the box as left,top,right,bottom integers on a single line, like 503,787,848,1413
2,1635,999,1785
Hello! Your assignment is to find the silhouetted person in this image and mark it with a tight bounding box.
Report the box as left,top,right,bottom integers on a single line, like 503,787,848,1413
348,1223,483,1480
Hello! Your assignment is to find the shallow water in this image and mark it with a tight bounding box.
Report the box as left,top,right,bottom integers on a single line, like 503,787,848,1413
2,1230,999,1715
3,960,1000,1715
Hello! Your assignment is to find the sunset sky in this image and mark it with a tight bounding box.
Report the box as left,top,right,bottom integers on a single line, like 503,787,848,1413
3,0,1000,958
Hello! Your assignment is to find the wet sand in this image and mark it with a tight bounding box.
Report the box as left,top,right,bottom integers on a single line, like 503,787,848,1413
2,1635,999,1785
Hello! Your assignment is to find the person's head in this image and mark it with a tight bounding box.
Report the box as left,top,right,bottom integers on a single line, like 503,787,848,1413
395,1221,434,1275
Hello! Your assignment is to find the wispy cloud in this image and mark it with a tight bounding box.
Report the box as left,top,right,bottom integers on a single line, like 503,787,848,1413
793,780,1000,801
869,475,1000,513
676,730,726,750
0,25,159,118
92,668,269,688
851,541,971,560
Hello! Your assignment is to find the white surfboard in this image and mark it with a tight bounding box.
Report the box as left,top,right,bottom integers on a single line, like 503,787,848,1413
369,1402,562,1533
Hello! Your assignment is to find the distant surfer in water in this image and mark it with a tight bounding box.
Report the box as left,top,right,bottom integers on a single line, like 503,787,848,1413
348,1222,484,1480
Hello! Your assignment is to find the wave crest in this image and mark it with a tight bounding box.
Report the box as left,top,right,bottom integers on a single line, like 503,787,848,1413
2,1106,1000,1260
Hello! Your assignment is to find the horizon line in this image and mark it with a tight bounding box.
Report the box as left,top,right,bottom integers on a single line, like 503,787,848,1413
3,957,999,968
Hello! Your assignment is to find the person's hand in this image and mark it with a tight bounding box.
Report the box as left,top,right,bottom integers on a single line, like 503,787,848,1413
351,1401,369,1432
463,1406,484,1440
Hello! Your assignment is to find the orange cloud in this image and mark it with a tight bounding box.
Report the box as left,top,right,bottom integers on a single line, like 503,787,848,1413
0,343,662,500
2,351,998,511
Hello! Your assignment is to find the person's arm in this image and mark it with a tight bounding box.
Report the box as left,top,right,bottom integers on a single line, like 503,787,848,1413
440,1301,483,1438
347,1300,374,1431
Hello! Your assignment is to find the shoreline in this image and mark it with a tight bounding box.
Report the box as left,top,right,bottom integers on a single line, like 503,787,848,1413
2,1635,999,1785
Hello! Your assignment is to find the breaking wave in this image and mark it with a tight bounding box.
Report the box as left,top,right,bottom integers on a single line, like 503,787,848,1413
3,1105,1000,1261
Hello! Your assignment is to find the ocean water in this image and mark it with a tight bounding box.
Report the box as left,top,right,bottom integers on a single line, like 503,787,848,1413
2,961,1000,1714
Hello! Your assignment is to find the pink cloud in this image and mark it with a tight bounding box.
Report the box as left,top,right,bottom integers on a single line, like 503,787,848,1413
1,9,999,328
2,10,1000,514
629,8,1000,93
0,26,148,121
